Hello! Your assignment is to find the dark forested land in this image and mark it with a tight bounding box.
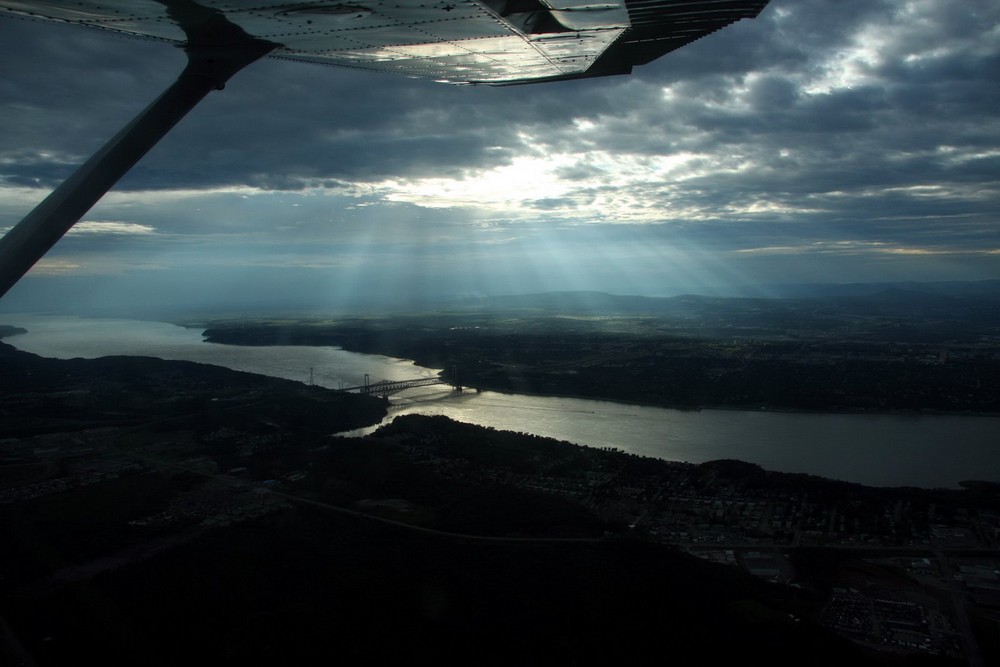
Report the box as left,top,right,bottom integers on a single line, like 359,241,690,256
9,508,932,667
201,289,1000,413
0,325,26,339
2,344,989,665
0,341,387,437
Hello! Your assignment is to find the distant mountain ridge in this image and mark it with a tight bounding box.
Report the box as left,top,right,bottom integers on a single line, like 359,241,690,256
4,279,997,321
429,282,1000,342
444,280,1000,314
754,278,1000,299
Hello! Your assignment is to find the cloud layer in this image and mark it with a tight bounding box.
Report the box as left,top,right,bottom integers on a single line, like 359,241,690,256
1,0,998,311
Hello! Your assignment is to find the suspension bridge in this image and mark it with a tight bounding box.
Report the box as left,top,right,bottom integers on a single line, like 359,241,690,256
342,372,463,399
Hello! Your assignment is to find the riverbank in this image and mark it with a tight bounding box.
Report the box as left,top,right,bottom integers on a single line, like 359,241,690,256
421,380,1000,420
8,314,1000,489
0,341,387,437
201,321,1000,418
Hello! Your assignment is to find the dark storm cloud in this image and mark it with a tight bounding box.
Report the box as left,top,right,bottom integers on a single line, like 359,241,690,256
1,0,998,303
529,197,580,210
0,18,521,190
5,1,994,195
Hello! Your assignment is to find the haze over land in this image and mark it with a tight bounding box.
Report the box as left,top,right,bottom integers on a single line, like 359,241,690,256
1,0,998,314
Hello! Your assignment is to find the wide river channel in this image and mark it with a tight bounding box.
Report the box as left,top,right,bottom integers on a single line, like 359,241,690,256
5,313,999,490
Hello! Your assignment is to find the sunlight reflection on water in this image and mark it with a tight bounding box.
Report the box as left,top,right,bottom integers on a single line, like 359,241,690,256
7,313,999,489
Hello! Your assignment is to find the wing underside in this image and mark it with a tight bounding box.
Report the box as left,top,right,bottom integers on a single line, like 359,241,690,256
1,0,770,84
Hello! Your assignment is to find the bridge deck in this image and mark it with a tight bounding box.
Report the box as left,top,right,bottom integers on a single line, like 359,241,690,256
343,377,453,398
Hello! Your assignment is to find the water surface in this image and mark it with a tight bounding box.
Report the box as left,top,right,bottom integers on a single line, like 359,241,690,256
6,313,998,489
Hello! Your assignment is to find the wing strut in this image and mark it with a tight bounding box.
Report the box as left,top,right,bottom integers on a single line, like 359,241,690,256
0,12,275,298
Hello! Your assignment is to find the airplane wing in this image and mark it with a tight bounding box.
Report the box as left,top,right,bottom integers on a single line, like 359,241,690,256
0,0,770,85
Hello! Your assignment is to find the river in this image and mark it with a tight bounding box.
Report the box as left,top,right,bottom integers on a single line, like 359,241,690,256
4,313,999,489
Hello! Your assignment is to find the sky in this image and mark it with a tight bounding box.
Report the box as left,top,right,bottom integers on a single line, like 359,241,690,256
1,0,999,314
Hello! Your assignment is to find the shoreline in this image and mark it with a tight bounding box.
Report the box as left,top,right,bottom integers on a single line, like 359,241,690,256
200,335,1000,420
9,311,999,420
6,316,998,489
441,382,1000,420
